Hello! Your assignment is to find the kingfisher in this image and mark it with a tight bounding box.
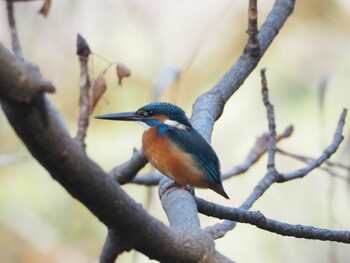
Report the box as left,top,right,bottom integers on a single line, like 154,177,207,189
95,102,229,199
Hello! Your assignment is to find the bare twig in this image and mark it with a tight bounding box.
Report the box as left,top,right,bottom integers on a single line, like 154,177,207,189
6,1,23,58
196,197,350,243
244,0,259,56
279,109,347,182
277,148,350,175
223,125,293,180
75,34,92,147
261,68,278,173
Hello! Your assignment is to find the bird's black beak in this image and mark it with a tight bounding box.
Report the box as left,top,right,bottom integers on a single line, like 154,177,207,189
95,112,143,122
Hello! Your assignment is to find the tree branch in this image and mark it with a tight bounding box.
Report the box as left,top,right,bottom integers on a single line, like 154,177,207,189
222,125,293,180
100,229,132,263
196,197,350,243
244,0,259,56
191,0,296,139
110,148,148,185
278,109,347,182
0,43,55,102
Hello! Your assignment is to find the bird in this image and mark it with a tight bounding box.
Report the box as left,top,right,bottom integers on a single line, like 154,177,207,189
95,102,229,199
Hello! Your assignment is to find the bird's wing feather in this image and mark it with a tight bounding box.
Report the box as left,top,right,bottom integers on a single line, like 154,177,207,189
164,126,222,184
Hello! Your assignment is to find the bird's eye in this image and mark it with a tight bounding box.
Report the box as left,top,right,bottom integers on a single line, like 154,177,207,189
136,110,150,117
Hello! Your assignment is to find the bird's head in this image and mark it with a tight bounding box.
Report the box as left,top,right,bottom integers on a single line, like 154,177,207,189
95,102,192,131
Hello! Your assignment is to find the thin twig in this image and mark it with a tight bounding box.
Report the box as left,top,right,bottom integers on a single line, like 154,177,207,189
244,0,259,56
277,147,350,171
279,109,347,182
222,125,293,180
75,34,92,148
6,1,23,58
261,68,278,173
277,147,350,179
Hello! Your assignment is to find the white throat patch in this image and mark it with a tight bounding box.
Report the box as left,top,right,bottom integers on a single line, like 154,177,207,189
136,121,151,130
164,119,189,131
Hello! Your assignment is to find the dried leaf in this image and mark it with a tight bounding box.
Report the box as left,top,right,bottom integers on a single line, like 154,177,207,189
76,34,91,57
39,0,52,17
91,71,107,110
116,63,131,85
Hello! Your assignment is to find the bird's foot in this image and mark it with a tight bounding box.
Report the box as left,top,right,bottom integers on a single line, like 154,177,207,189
160,181,195,196
180,185,195,195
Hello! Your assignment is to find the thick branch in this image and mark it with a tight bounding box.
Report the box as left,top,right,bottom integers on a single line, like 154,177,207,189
0,43,55,102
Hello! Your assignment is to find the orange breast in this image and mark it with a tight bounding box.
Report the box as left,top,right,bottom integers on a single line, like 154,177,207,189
142,127,210,188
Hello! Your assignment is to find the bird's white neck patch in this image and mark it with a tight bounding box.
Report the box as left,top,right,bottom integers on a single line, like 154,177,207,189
136,121,151,130
136,119,189,131
164,119,189,131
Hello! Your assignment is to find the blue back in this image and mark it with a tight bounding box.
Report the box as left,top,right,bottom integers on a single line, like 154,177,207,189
161,125,222,185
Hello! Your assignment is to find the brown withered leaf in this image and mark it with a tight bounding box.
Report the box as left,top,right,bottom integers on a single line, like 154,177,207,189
39,0,52,17
91,70,107,111
76,34,91,57
116,63,131,85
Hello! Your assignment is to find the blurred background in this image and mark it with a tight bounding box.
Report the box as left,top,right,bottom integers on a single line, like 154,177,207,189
0,0,350,262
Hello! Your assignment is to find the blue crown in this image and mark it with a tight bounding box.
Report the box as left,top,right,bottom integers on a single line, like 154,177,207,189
138,102,192,127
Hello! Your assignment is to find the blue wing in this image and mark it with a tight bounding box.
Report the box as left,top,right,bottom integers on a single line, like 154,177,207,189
163,126,222,184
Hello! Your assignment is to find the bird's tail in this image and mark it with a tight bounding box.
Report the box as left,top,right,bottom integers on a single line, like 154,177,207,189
211,184,230,199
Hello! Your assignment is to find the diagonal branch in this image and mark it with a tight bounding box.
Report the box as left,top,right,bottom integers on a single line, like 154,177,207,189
191,0,296,140
222,124,293,180
196,197,350,243
278,109,347,182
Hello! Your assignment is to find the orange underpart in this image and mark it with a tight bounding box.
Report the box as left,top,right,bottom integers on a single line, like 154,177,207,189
142,127,209,188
